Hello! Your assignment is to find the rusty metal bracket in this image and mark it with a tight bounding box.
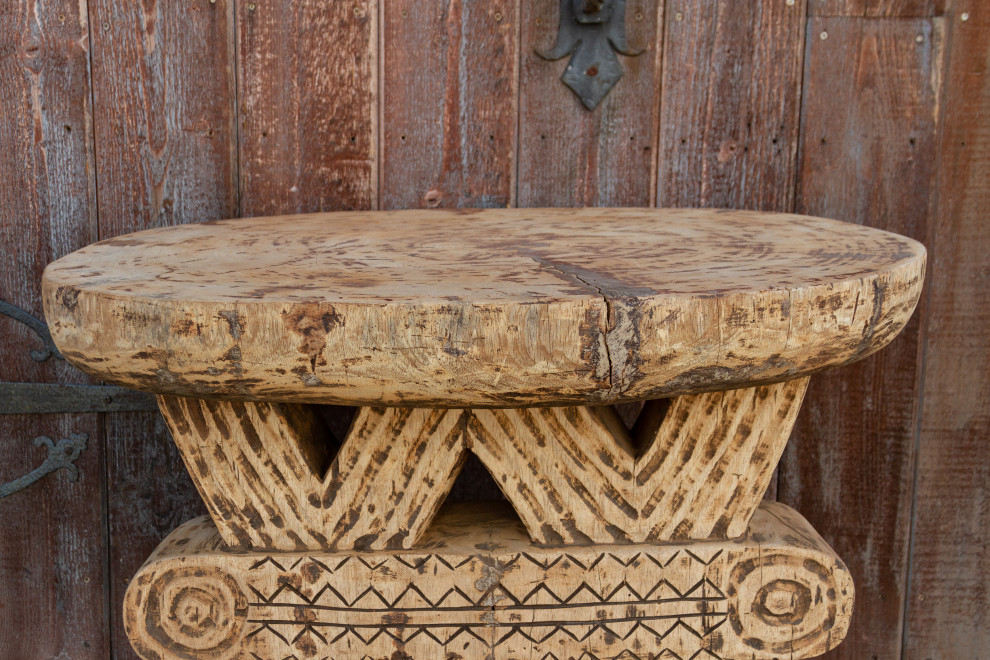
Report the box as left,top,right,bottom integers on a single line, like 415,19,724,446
0,382,158,414
538,0,645,109
0,300,157,499
0,299,159,415
0,433,88,498
0,299,62,362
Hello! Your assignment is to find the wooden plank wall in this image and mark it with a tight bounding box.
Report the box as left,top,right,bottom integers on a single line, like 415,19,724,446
0,1,987,658
780,13,942,659
903,3,990,657
0,2,107,657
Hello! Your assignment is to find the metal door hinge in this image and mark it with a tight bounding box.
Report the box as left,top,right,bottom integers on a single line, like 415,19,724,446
0,434,88,499
1,300,158,414
0,382,158,414
0,299,61,362
539,0,645,110
1,300,156,498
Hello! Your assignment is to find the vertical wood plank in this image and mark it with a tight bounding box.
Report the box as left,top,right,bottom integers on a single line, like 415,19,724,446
237,0,377,215
656,0,807,210
89,0,237,234
0,0,108,657
517,0,663,207
778,16,942,660
86,0,237,656
810,0,943,18
381,0,518,210
904,4,990,656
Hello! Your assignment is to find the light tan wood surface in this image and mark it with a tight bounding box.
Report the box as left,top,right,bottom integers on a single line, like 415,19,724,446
157,379,808,552
124,501,853,660
42,208,925,407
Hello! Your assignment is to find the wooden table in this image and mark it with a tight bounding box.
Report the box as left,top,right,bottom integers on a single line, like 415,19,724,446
42,208,925,660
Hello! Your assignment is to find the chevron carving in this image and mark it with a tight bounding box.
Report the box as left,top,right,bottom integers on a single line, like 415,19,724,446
159,378,808,550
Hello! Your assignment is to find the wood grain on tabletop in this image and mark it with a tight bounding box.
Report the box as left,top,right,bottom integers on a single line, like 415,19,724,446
43,208,925,407
904,4,990,657
0,0,108,657
777,16,942,660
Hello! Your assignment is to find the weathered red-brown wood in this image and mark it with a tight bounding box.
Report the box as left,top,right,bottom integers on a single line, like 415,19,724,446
86,3,238,657
517,0,663,207
2,0,984,654
656,0,807,211
88,0,237,233
236,0,377,215
809,0,944,18
0,0,108,657
381,0,518,209
904,4,990,656
778,16,942,660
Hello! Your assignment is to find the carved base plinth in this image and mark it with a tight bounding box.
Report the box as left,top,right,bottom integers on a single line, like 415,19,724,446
125,501,852,660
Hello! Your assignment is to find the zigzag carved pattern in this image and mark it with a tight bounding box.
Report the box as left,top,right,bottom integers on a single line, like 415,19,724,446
469,380,810,544
160,381,808,552
250,574,727,609
245,649,723,660
246,548,726,607
240,547,727,659
243,618,727,653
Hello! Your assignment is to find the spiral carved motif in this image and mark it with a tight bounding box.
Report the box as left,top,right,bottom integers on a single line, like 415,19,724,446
141,567,248,659
728,553,851,656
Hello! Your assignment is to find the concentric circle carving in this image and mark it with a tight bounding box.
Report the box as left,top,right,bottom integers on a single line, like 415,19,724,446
728,553,843,656
142,566,248,659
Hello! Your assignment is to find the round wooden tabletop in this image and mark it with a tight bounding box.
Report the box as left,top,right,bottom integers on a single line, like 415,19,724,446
43,208,925,407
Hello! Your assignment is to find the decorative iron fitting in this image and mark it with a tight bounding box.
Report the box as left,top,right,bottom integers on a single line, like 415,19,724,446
0,299,62,362
0,433,87,498
0,299,160,498
539,0,645,109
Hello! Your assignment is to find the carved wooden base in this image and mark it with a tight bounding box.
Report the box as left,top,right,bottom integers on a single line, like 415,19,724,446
131,382,854,659
124,502,852,660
